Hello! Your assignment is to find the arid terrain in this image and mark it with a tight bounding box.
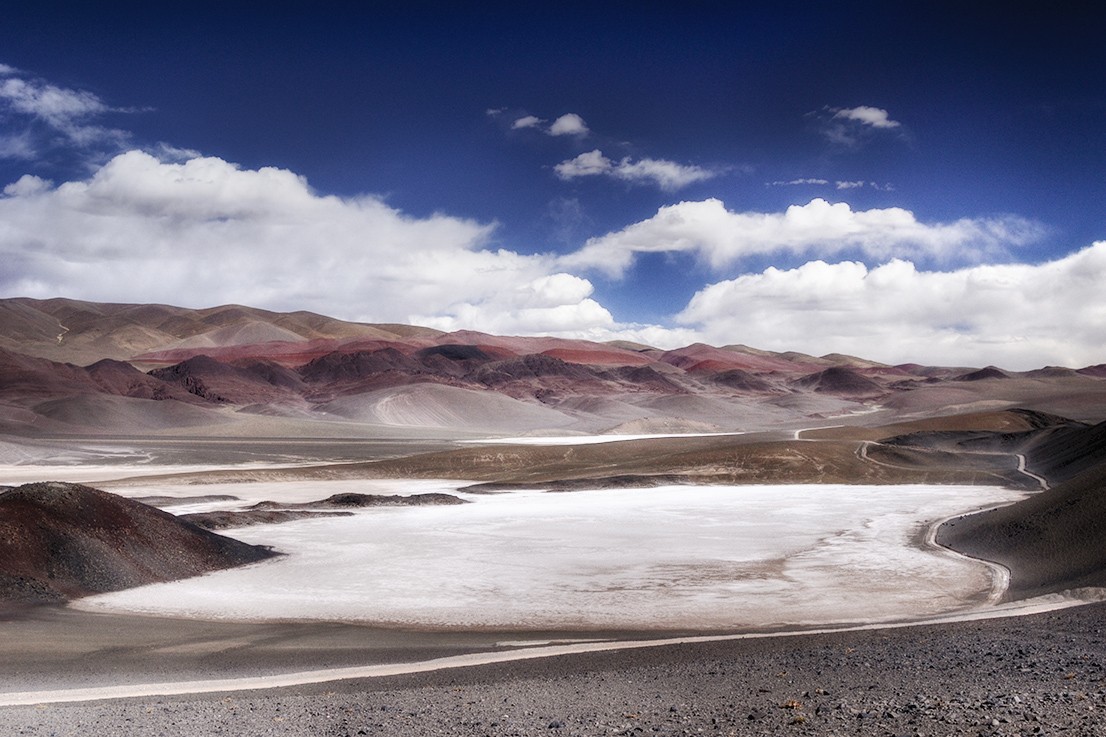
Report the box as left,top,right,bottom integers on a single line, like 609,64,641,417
2,297,1106,735
5,296,1106,442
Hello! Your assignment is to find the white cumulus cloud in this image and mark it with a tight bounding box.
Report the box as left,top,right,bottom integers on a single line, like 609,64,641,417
833,106,900,129
511,114,542,130
555,149,717,191
817,105,904,147
0,73,130,153
0,132,35,160
676,245,1106,370
0,150,619,338
555,149,613,178
612,157,718,190
413,273,616,335
548,113,589,137
2,174,51,196
560,198,1043,278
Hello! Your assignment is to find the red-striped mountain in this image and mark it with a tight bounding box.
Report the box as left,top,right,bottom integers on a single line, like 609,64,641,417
2,296,1105,437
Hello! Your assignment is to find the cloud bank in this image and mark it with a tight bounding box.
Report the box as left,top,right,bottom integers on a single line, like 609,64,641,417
0,150,1096,370
561,197,1043,277
678,245,1106,370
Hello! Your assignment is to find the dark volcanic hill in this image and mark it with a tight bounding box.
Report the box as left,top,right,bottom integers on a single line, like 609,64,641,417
938,419,1106,599
0,482,276,610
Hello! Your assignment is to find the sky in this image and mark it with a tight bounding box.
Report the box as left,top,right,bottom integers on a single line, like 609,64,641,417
1,2,1105,369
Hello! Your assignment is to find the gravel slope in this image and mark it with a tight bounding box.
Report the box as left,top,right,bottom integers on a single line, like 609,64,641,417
4,601,1105,736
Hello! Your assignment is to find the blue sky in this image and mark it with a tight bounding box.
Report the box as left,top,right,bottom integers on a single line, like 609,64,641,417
1,2,1105,368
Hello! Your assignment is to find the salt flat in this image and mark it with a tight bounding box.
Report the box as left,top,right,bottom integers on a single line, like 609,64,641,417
460,431,747,446
73,481,1029,630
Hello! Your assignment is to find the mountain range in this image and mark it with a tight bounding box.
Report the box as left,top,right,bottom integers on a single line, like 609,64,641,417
3,296,1106,438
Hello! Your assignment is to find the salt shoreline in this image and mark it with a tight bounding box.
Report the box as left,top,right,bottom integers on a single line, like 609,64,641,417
70,482,1026,630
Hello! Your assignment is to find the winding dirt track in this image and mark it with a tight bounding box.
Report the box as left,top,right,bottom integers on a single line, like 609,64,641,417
856,440,1050,490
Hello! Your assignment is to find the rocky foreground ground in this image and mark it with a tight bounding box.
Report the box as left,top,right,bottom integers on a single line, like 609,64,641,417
4,601,1105,737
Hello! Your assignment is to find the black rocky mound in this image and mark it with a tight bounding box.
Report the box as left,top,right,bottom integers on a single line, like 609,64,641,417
0,482,277,611
956,365,1010,381
711,368,777,393
1019,418,1106,484
181,509,354,530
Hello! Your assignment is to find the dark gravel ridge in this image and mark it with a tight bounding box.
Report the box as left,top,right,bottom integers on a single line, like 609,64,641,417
181,508,354,530
4,602,1106,736
938,418,1106,600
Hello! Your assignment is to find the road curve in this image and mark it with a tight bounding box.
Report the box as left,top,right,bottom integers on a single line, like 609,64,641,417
924,509,1011,607
1015,453,1050,490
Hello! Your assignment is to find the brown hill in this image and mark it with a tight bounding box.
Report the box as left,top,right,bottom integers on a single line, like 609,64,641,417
541,346,654,367
789,366,886,396
84,358,190,400
149,355,305,405
956,366,1011,381
0,482,276,610
661,343,808,374
711,369,779,393
0,297,441,365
